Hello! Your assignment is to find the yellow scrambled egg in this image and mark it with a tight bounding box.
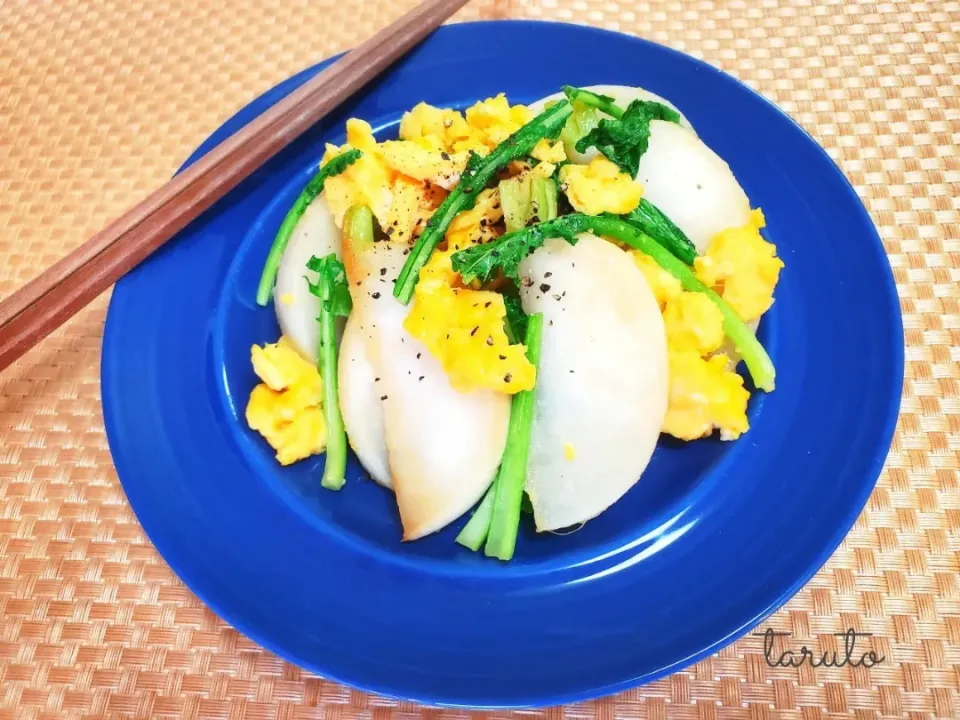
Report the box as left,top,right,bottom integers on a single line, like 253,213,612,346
320,119,443,243
559,157,644,216
630,207,783,442
403,250,536,394
320,96,535,245
631,251,682,310
663,292,725,355
632,255,751,441
246,338,327,465
446,187,503,251
660,292,749,441
694,209,784,323
399,95,534,155
662,350,750,441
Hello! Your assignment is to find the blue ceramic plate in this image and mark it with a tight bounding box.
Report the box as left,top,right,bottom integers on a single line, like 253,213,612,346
102,20,903,709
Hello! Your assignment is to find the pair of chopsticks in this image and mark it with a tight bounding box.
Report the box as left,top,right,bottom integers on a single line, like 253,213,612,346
0,0,470,372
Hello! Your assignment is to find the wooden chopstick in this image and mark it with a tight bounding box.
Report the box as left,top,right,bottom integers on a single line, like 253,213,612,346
0,0,469,371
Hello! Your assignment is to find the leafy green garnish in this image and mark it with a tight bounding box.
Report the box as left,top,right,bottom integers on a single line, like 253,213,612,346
305,253,352,491
256,149,361,306
306,253,353,317
502,293,528,344
451,215,585,285
391,100,574,305
574,99,680,177
451,214,776,392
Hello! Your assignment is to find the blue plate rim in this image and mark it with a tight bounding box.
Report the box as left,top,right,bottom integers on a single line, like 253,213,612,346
100,19,905,709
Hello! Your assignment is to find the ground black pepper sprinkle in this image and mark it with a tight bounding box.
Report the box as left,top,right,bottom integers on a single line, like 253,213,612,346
484,301,491,308
499,354,507,360
418,376,424,381
470,326,478,336
553,294,562,301
441,151,450,161
372,292,381,299
544,271,552,278
375,377,380,382
380,268,387,276
504,373,512,382
380,395,388,401
486,336,493,346
416,353,421,359
386,226,394,235
540,283,551,293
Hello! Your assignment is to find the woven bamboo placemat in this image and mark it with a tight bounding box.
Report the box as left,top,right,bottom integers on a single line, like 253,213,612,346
0,0,957,717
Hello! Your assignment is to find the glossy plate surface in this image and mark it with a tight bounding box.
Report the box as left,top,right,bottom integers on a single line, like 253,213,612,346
101,20,903,709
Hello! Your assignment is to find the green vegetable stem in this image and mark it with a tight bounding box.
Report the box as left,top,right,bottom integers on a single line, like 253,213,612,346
561,85,625,119
455,484,496,551
500,174,558,233
305,252,355,491
256,149,362,306
451,214,776,392
484,312,544,561
392,101,574,305
622,199,697,265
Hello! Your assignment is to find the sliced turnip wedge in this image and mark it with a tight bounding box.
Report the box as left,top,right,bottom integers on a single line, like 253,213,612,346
518,235,669,532
338,313,391,489
273,197,342,363
635,120,752,254
343,238,511,540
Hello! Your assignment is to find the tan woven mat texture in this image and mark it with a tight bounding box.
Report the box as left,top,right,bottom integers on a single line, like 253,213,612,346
1,0,958,717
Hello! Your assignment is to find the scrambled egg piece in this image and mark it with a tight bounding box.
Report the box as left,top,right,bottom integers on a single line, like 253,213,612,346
321,120,395,228
662,351,750,441
632,251,682,309
246,338,327,465
378,140,470,191
445,187,503,251
694,209,784,323
663,292,725,355
321,119,447,241
630,254,751,442
384,175,443,244
559,157,643,215
403,250,536,394
399,94,533,155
